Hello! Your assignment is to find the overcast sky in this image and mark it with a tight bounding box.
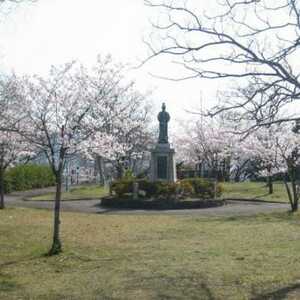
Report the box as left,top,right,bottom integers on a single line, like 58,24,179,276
0,0,225,125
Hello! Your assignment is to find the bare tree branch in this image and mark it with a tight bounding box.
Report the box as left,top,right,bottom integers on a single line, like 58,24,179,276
144,0,300,129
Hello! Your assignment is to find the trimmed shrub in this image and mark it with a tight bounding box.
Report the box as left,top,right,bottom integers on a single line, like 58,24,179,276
4,164,55,193
110,177,223,200
156,182,178,198
181,178,223,198
136,179,159,197
111,179,133,197
178,180,194,196
111,178,178,199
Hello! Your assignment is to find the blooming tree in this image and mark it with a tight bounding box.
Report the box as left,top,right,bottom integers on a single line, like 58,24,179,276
275,124,300,211
175,117,236,180
84,87,153,179
0,74,31,209
16,56,126,255
241,123,300,210
0,131,33,209
238,127,281,194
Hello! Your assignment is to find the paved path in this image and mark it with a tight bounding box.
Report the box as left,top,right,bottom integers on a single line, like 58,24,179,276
4,188,290,216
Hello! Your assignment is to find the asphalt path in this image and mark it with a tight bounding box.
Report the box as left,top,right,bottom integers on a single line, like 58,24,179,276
4,187,290,216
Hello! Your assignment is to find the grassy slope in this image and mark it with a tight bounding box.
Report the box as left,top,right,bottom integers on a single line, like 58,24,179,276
29,185,108,201
1,208,300,299
222,181,289,203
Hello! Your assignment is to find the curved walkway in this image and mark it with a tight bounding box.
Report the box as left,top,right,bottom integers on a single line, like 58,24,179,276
4,188,290,216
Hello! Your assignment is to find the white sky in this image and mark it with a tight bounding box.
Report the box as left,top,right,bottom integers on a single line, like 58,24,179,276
0,0,222,127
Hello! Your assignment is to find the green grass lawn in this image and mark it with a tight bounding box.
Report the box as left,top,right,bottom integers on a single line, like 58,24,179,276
1,207,300,299
28,185,108,201
29,181,289,203
222,181,289,203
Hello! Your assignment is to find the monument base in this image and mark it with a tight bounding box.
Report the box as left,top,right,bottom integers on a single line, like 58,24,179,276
150,143,176,183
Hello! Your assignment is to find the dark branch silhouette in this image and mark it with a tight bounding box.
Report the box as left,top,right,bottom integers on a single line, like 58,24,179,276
144,0,300,131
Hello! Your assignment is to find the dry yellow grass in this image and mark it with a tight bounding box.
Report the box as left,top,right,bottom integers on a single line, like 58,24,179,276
1,207,300,299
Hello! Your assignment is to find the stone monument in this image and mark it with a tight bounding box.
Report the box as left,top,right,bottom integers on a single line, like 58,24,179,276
150,103,176,182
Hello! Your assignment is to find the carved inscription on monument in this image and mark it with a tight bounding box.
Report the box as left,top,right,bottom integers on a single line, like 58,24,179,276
157,156,167,179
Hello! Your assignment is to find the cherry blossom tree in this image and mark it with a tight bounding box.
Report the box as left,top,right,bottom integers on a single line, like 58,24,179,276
238,127,281,194
175,117,235,180
275,124,300,211
0,131,33,209
0,74,30,209
0,74,22,131
83,87,153,179
16,56,126,255
241,122,300,210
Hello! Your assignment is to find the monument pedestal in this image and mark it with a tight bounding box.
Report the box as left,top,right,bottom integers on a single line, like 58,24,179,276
150,143,176,183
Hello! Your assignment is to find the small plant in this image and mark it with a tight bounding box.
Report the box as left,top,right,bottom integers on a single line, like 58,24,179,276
111,179,133,197
156,182,178,199
178,180,194,196
180,178,223,198
122,169,135,180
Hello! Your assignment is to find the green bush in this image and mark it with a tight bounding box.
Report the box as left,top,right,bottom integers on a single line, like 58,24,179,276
122,169,135,180
4,164,55,193
181,178,223,198
136,179,159,197
156,182,178,198
111,178,178,199
111,179,133,197
178,180,194,196
110,177,223,200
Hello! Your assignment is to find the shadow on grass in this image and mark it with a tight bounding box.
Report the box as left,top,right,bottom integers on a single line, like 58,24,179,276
252,283,300,300
221,211,299,223
128,272,217,300
0,273,20,292
0,252,48,269
224,194,286,204
253,193,270,198
156,282,216,300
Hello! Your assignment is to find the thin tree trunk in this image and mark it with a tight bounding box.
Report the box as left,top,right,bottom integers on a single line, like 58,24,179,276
97,156,105,186
116,163,123,179
283,178,293,208
291,178,298,212
0,169,4,209
48,173,63,255
267,175,273,194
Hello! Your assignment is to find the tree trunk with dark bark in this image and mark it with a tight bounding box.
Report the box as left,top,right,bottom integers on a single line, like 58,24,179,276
267,175,273,194
291,178,298,212
48,172,63,255
116,163,123,179
0,169,4,209
97,156,105,185
284,169,299,212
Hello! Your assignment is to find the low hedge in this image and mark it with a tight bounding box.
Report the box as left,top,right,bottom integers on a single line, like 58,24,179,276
111,179,178,198
180,178,223,198
110,177,223,199
4,164,55,193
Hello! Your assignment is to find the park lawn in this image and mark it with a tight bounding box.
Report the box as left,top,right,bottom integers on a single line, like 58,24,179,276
1,208,300,299
222,181,289,203
29,184,108,201
29,181,289,203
